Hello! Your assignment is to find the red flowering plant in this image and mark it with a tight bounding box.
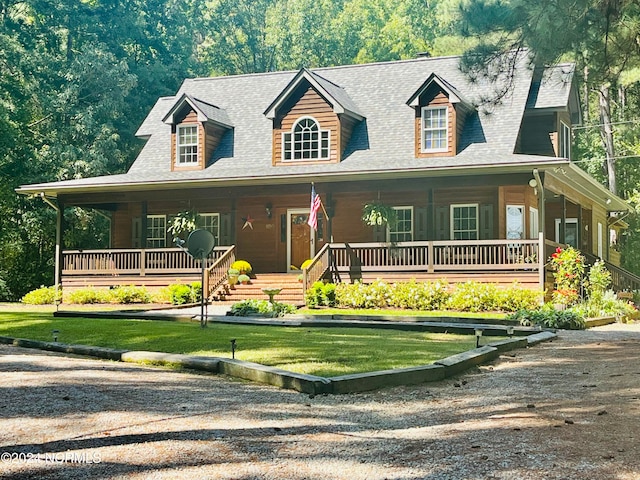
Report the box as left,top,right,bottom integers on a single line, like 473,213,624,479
549,246,585,306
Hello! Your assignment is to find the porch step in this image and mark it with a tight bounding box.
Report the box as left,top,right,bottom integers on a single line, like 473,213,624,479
213,273,305,305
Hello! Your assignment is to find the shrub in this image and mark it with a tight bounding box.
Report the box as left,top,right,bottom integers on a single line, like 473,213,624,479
168,282,201,305
109,285,151,304
388,279,450,310
305,281,337,307
507,305,586,330
585,260,611,303
22,286,62,305
231,260,252,274
229,299,296,317
237,274,251,284
447,281,498,312
68,288,111,304
0,274,12,302
335,280,392,308
549,246,585,306
572,290,636,319
494,283,542,312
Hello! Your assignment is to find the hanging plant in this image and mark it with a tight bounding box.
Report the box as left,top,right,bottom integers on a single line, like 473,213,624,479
168,210,198,239
362,201,398,228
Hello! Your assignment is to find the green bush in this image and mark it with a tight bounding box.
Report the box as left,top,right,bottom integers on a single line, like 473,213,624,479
447,281,497,312
388,279,450,310
507,305,586,330
168,282,201,305
0,274,12,302
229,299,296,317
109,285,151,304
68,288,111,304
305,281,337,307
21,286,62,305
335,280,392,308
494,283,542,312
572,290,636,319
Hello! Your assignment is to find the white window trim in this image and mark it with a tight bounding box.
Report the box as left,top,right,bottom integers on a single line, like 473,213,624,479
146,214,167,248
450,203,479,240
421,106,448,153
597,222,604,258
554,218,578,246
176,124,199,166
387,206,414,243
560,121,571,159
282,116,330,162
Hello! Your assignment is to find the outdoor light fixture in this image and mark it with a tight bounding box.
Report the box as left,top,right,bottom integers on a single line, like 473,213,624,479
230,339,237,359
265,203,273,218
474,328,483,348
52,330,59,342
506,326,514,338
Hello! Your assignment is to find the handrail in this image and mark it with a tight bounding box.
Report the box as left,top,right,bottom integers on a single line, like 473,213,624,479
582,251,640,292
204,245,236,300
302,243,331,293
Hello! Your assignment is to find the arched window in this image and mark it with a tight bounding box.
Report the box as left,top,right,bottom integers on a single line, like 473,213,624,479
283,117,330,161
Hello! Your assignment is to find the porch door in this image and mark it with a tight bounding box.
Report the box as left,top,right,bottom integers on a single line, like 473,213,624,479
287,209,314,272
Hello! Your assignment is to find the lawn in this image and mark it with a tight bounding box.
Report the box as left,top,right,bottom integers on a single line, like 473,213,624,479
0,310,478,377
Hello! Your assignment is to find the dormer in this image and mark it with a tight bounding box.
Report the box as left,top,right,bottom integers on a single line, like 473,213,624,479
406,73,474,158
264,68,364,165
163,94,233,171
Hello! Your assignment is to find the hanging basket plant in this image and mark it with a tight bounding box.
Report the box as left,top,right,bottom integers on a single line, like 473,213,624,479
362,201,398,228
167,210,198,239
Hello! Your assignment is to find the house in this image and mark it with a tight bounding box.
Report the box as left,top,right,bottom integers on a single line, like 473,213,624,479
17,52,639,301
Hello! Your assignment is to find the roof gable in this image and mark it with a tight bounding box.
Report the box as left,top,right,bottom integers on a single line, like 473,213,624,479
264,68,364,121
163,93,233,129
406,73,474,109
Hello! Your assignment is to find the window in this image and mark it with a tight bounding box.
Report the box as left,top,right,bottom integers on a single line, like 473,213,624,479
146,215,166,248
421,106,448,152
199,213,220,245
283,117,330,161
388,207,413,243
177,125,198,165
451,204,478,240
559,121,571,159
554,218,578,248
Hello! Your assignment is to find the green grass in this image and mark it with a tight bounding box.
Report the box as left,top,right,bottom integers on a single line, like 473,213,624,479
0,311,478,377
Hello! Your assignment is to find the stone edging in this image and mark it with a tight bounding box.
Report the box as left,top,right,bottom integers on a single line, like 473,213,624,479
0,330,556,394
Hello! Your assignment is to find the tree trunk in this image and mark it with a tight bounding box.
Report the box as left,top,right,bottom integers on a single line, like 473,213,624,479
598,84,617,195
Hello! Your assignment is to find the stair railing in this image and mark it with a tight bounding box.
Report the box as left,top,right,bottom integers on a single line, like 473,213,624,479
203,245,236,300
302,243,331,293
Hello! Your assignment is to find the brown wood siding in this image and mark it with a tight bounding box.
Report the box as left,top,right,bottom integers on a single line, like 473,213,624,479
340,115,359,156
517,112,556,156
204,123,228,165
273,86,339,165
171,110,205,171
414,92,455,158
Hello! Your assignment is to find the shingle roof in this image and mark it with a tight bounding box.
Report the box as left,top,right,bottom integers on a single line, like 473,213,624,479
526,63,576,110
19,53,576,194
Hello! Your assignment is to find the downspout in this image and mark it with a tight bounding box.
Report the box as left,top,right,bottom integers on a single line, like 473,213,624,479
533,169,544,236
532,169,545,294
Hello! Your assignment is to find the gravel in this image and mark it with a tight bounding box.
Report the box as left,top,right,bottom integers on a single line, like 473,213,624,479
1,323,640,479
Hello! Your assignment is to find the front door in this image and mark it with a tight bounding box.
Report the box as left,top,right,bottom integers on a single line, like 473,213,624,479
287,209,314,272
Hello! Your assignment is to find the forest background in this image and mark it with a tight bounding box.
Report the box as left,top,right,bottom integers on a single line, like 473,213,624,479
1,0,639,300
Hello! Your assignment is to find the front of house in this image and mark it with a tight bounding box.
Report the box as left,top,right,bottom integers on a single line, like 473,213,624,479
18,52,636,297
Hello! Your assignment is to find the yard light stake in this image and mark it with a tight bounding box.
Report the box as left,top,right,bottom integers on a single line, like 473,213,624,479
230,339,237,359
475,328,483,348
52,330,59,342
506,326,514,338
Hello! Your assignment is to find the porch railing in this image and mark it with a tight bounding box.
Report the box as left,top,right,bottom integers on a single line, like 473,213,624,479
62,247,229,276
302,238,544,292
203,245,237,300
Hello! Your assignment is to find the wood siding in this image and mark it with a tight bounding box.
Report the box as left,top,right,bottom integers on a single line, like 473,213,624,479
516,112,556,156
414,91,456,158
273,86,340,165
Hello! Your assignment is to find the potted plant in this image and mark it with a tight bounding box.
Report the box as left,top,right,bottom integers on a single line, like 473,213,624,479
362,200,398,228
231,260,252,275
228,268,240,288
238,274,251,285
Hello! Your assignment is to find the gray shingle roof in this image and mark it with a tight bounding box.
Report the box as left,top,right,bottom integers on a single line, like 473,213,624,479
19,53,576,194
526,63,576,110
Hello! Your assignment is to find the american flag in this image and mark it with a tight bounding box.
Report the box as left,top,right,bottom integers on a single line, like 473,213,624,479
307,184,322,230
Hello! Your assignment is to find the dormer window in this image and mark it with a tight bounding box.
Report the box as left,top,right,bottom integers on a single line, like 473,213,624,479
283,117,330,161
421,106,448,152
177,125,198,165
559,121,571,159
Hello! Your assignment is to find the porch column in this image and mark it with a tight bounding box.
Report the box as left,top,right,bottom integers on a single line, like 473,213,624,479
577,203,582,250
560,195,566,244
325,192,334,242
54,199,65,287
141,201,148,247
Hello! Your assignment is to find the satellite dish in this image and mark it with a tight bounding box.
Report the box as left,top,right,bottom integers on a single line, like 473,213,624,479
186,229,215,259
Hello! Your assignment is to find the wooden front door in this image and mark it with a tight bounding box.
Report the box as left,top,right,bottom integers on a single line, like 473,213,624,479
287,209,314,272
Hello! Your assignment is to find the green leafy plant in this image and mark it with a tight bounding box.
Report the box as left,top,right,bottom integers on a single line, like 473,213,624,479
68,288,111,304
168,282,201,305
229,299,296,317
21,286,62,305
508,305,586,330
447,281,497,312
305,281,337,307
387,279,451,310
109,285,151,304
238,274,251,284
362,201,398,228
167,210,198,239
585,260,611,303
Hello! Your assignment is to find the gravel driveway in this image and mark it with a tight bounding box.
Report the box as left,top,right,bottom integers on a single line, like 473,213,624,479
1,323,640,480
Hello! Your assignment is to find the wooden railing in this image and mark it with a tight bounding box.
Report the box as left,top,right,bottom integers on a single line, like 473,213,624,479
582,251,640,292
62,247,229,276
302,243,331,293
203,245,236,300
327,239,542,274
